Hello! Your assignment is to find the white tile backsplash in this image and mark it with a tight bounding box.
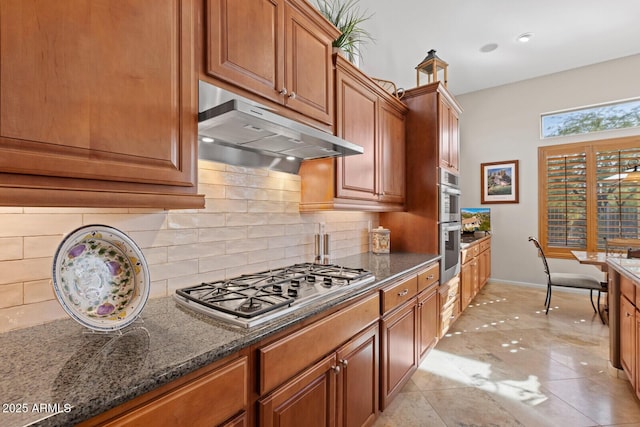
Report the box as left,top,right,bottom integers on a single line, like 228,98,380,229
0,161,378,332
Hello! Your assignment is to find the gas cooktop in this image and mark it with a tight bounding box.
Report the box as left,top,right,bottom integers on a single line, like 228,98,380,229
174,263,375,328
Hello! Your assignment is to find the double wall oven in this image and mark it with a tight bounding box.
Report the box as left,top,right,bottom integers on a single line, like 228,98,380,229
439,168,461,283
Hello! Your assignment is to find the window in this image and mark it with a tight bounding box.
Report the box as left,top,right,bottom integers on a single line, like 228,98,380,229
539,136,640,258
541,97,640,139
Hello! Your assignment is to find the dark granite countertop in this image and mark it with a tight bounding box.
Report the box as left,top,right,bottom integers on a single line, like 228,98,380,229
460,232,491,249
0,252,438,427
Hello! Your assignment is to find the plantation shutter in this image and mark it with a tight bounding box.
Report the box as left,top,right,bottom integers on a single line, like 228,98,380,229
595,147,640,249
544,151,587,249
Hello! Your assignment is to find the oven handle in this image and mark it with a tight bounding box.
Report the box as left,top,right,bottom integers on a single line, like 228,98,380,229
441,186,461,196
441,223,462,232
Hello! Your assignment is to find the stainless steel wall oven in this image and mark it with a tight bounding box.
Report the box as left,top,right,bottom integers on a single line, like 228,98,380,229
439,168,461,283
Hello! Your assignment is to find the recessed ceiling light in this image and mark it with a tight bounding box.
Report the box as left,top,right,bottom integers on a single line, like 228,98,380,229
286,156,296,161
517,33,534,43
480,43,498,53
201,137,214,143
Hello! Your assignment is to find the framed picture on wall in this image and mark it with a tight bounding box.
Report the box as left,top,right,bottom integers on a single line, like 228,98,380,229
481,160,519,204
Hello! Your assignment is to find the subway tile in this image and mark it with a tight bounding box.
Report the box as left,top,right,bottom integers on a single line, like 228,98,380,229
267,213,303,225
168,241,225,262
0,237,22,261
225,213,269,226
198,168,226,185
0,207,23,213
168,213,225,229
248,200,288,213
24,235,62,259
24,207,129,214
149,259,199,282
226,261,271,278
0,283,23,308
23,279,55,304
226,238,269,254
199,226,247,242
141,246,168,265
199,183,226,199
197,159,226,171
0,300,66,333
202,199,248,213
0,213,82,237
0,257,52,285
148,280,168,299
226,186,269,201
223,171,250,186
129,229,199,248
247,225,285,238
83,213,168,232
199,253,248,274
227,164,269,176
268,235,305,249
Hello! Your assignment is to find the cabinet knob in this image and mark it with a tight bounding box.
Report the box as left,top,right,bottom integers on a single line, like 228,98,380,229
397,288,409,297
331,365,341,374
288,91,296,99
279,88,288,95
339,359,348,367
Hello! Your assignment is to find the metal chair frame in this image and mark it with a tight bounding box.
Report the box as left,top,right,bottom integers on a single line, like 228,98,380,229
528,236,607,319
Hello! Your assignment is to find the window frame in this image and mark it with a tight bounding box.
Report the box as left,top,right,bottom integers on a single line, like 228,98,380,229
538,135,640,259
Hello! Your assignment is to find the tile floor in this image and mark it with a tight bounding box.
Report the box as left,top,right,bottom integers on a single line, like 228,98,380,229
373,282,640,427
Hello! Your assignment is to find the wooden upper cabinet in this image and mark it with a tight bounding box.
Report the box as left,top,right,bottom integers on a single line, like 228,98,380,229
0,0,203,208
335,66,378,202
206,0,336,126
439,96,460,173
378,100,406,204
299,55,407,212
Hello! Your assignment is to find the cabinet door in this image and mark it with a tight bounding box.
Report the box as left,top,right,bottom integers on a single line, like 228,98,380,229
206,0,283,103
418,285,439,360
460,261,473,310
378,100,406,204
0,0,199,202
260,354,337,427
336,324,378,427
335,70,378,201
448,107,460,172
636,312,640,401
283,1,333,125
620,296,636,386
438,98,459,173
380,300,417,409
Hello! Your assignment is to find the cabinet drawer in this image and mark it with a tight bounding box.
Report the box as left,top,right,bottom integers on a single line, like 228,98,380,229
259,292,379,395
460,247,472,265
98,356,248,427
479,239,491,252
439,276,459,308
417,263,439,293
621,275,636,303
380,275,418,315
440,296,459,337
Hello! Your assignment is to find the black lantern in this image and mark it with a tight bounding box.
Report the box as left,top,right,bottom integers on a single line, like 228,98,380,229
415,49,448,87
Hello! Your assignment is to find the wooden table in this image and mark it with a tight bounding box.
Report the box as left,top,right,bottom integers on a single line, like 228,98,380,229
571,250,609,325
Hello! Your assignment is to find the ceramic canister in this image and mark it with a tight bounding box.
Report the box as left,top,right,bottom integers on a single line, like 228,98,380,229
371,226,390,254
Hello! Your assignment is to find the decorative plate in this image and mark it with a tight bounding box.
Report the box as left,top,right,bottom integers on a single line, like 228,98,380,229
52,225,150,331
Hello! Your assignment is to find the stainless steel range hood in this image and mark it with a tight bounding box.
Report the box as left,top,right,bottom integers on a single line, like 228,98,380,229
198,81,364,174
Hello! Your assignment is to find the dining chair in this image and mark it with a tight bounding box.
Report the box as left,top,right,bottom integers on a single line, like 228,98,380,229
528,237,607,319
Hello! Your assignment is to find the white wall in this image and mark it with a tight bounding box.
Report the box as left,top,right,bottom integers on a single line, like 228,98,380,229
457,54,640,286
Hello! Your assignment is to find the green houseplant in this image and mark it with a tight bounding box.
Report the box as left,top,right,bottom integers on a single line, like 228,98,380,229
314,0,374,64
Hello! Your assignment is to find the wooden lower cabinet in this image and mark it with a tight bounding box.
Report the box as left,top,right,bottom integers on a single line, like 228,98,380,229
460,237,491,311
336,324,379,427
621,295,636,387
259,353,338,427
418,284,439,361
259,323,379,427
380,299,418,409
80,354,249,427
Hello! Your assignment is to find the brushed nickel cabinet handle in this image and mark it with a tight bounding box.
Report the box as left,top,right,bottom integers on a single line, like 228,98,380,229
288,91,296,99
340,359,348,367
279,88,288,95
398,288,409,297
331,365,341,374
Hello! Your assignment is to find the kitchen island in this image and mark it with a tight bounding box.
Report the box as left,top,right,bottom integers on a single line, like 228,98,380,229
606,256,640,400
0,252,438,427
